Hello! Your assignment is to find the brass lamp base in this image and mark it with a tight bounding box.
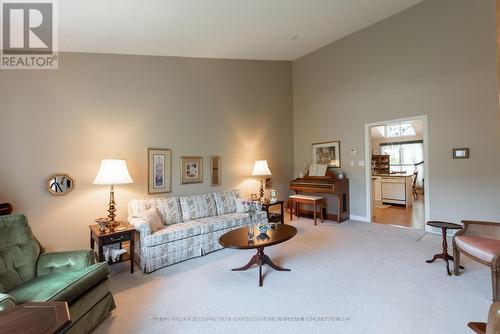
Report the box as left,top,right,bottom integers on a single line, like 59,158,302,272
106,185,119,228
259,178,265,201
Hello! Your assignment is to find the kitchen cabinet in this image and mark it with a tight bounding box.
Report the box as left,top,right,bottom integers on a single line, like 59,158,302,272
373,174,413,207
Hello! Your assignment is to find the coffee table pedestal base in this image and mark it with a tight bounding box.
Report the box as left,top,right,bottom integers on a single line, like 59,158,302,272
232,247,290,287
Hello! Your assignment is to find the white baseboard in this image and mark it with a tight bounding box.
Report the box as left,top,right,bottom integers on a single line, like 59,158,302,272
349,215,370,222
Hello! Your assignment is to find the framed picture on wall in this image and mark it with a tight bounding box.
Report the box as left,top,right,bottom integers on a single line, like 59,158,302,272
265,177,272,189
210,156,221,186
181,156,203,184
312,141,341,168
148,148,172,194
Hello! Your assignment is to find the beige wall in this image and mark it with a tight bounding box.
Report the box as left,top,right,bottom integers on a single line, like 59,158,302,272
0,52,293,250
293,0,500,221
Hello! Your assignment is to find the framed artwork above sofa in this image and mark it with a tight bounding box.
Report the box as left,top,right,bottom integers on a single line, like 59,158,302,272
180,156,203,184
148,148,172,194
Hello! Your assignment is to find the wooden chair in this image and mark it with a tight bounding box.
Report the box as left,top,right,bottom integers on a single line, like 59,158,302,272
412,171,418,200
453,220,500,301
468,302,500,334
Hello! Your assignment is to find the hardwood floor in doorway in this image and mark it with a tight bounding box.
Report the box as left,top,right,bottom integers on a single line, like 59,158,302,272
373,194,425,229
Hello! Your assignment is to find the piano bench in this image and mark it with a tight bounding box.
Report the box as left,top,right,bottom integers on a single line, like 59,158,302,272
288,195,325,226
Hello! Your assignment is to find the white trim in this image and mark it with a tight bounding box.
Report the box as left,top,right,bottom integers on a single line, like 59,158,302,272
349,215,370,222
364,115,431,232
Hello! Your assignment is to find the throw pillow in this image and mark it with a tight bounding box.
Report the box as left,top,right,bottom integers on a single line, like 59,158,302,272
140,207,164,233
235,199,252,213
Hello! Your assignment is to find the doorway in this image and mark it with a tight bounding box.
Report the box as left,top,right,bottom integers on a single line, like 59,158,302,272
364,115,430,231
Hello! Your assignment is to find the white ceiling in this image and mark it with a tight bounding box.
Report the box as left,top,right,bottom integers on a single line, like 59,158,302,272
59,0,422,61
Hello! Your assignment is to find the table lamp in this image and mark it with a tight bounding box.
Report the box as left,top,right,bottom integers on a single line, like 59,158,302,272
251,160,271,201
93,159,133,227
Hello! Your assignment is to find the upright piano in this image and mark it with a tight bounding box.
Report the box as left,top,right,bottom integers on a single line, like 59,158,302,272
289,169,349,223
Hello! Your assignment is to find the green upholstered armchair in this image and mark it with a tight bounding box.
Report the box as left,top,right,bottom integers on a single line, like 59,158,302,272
0,214,115,333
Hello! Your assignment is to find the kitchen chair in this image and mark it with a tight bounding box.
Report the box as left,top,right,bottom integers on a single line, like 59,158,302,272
412,171,418,200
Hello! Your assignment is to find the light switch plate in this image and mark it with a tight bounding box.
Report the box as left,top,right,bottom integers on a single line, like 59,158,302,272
349,161,354,167
358,161,365,167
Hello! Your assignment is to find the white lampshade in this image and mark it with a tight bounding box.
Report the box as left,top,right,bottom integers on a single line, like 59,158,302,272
251,160,272,176
93,159,133,185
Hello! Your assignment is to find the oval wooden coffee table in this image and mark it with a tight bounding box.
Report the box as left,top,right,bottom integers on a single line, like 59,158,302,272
219,224,297,287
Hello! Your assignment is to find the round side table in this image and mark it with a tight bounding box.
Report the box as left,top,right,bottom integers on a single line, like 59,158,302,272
425,221,464,276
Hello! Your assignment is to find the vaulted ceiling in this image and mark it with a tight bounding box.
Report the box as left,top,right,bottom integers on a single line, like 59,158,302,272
59,0,422,60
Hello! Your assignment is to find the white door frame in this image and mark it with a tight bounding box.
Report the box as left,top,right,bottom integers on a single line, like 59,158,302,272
364,115,431,232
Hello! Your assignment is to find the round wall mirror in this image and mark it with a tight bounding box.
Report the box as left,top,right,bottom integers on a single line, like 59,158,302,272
47,174,75,196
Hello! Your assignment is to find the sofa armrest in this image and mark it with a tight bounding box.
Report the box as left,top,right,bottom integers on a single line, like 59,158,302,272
458,220,500,240
36,250,96,276
0,293,16,312
129,217,151,240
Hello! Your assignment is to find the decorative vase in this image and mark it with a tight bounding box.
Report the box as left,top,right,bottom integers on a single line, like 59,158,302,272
247,224,255,241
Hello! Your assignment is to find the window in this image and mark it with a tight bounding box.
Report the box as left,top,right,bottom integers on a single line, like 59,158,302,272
386,123,416,138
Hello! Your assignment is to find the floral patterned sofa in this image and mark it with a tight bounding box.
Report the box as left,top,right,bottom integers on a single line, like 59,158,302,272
128,190,267,273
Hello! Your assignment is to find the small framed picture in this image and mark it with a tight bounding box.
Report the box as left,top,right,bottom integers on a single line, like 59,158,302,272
453,148,469,159
312,140,341,168
210,156,221,186
148,149,172,194
181,156,203,184
265,177,272,189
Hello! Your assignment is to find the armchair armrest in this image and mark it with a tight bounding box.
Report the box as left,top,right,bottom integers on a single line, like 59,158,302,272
0,293,16,312
457,220,500,240
36,250,96,276
128,217,151,240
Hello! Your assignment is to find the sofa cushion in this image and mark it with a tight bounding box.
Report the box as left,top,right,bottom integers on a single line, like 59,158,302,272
128,198,182,225
142,221,209,247
193,211,267,233
9,262,109,304
179,194,217,222
148,197,183,225
455,236,500,263
213,190,244,215
127,199,149,220
235,199,251,213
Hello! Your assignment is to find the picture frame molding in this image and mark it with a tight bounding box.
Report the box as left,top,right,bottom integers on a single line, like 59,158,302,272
148,148,172,194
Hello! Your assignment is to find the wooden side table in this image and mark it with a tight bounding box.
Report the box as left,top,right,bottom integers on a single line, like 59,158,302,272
89,222,135,273
261,200,284,224
0,302,71,334
425,221,464,276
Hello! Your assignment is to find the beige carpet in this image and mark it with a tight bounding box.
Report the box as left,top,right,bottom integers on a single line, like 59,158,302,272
94,219,491,334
